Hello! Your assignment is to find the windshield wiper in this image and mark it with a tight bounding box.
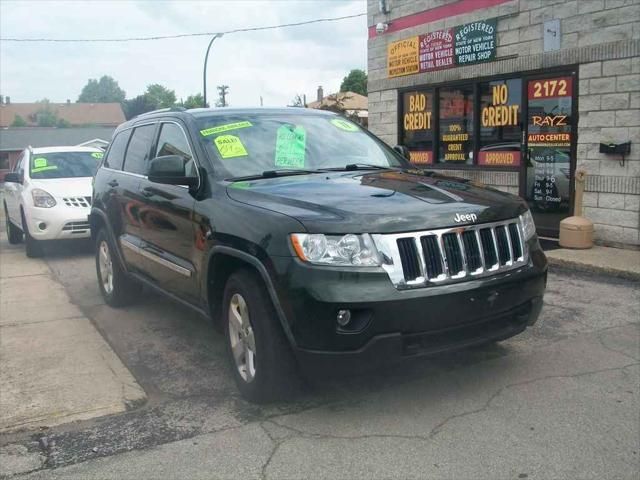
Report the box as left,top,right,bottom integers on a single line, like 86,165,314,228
227,169,326,181
324,163,397,172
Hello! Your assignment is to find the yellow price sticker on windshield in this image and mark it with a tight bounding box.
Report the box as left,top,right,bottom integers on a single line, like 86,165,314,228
214,135,248,159
33,157,48,168
330,119,359,132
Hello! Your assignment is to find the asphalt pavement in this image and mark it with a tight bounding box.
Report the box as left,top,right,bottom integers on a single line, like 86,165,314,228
0,237,638,480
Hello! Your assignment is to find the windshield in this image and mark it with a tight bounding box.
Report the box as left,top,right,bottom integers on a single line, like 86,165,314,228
29,151,103,179
196,114,407,178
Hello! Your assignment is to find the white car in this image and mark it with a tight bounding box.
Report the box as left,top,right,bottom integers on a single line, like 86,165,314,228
3,146,103,257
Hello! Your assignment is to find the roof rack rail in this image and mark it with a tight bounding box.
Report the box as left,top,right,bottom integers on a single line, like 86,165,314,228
134,106,186,119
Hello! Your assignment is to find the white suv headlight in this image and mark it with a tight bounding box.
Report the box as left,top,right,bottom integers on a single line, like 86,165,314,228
291,233,381,266
520,210,536,240
31,188,56,208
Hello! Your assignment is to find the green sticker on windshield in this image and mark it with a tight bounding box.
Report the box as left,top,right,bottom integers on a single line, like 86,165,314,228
31,165,58,173
214,135,248,159
330,118,359,132
275,125,306,168
33,157,48,168
91,152,104,159
201,121,252,137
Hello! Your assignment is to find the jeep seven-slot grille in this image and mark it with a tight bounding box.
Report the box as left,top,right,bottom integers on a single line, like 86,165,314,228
377,218,527,289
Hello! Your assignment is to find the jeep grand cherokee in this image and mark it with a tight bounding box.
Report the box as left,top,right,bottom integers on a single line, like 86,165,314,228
90,107,547,402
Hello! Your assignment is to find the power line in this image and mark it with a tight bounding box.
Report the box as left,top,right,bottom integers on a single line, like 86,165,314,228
0,12,366,43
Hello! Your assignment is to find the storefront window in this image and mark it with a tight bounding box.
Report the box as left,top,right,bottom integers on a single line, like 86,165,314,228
401,90,434,165
438,85,474,164
479,78,522,166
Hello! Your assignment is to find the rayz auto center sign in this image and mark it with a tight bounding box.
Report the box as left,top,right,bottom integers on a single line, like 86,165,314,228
388,19,497,78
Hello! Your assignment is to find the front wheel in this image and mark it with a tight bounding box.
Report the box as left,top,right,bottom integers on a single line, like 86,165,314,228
223,269,299,403
4,205,22,244
95,229,141,307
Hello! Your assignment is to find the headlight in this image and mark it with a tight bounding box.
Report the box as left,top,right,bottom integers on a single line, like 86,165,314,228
290,233,381,266
31,189,56,208
520,210,536,240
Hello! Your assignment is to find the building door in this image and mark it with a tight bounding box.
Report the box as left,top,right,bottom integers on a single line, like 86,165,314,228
521,73,577,238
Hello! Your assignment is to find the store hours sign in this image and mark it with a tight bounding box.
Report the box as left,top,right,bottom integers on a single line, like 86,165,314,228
388,18,497,78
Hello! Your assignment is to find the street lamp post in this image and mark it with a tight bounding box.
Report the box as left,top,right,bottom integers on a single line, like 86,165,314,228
203,33,223,108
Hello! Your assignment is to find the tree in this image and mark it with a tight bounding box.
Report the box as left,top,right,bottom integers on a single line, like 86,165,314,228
78,75,126,103
10,115,27,127
121,84,177,119
340,69,367,96
122,94,153,120
144,84,176,109
180,93,205,109
32,99,58,127
288,94,306,108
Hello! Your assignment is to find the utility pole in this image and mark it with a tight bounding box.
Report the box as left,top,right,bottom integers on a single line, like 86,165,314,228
217,85,229,107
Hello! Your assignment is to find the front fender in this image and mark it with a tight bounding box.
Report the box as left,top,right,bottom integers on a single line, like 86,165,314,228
204,245,297,347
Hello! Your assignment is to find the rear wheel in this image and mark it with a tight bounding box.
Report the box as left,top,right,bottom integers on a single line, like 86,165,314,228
95,229,141,307
21,211,42,258
223,269,299,403
4,204,22,244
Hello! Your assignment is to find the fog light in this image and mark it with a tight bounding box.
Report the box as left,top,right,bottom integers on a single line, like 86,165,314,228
336,309,351,327
38,222,47,230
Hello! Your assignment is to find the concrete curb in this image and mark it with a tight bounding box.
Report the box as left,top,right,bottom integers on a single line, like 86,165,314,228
547,256,640,281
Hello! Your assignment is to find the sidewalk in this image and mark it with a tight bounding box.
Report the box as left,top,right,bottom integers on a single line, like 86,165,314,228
0,219,146,437
545,244,640,280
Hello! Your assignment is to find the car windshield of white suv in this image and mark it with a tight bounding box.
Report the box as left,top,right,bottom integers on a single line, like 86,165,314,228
29,151,103,179
196,114,408,179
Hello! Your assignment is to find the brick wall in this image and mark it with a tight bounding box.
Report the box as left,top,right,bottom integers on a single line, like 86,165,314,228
367,0,640,247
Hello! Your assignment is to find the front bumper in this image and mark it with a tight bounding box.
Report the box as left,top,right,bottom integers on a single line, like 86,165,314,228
24,205,91,240
269,238,547,373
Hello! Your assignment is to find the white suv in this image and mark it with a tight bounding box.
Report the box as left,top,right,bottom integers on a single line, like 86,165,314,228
3,146,103,257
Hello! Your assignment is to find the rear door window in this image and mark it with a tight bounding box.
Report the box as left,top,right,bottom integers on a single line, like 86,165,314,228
123,124,156,175
104,130,131,171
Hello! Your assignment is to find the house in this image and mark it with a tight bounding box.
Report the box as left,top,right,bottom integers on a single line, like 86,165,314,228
0,99,125,128
0,127,116,180
307,86,368,127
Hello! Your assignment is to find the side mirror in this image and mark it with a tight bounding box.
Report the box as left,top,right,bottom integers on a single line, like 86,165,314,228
4,172,22,184
393,145,411,160
148,155,198,188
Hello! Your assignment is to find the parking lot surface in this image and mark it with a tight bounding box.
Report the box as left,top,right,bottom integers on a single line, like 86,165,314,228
1,238,638,480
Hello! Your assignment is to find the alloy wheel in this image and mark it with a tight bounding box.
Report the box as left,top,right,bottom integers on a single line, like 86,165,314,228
228,293,257,382
99,240,114,294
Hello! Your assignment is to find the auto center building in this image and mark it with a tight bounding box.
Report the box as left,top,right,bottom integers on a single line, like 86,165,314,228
367,0,640,247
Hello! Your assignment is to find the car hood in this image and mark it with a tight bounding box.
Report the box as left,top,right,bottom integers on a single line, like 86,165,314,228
29,177,93,199
226,170,526,234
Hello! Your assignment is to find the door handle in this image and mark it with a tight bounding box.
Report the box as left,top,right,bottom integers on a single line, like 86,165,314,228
108,180,119,187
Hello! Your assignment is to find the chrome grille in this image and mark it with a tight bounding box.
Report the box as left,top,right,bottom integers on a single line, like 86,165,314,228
373,217,528,289
62,196,91,208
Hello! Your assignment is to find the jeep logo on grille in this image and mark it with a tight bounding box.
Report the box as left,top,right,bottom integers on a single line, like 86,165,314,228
454,213,477,223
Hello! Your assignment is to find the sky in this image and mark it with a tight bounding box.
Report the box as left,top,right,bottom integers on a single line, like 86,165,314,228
0,0,367,107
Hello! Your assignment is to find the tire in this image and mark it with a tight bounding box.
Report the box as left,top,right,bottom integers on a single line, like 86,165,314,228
95,228,142,307
4,204,22,244
21,211,42,258
223,268,299,403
